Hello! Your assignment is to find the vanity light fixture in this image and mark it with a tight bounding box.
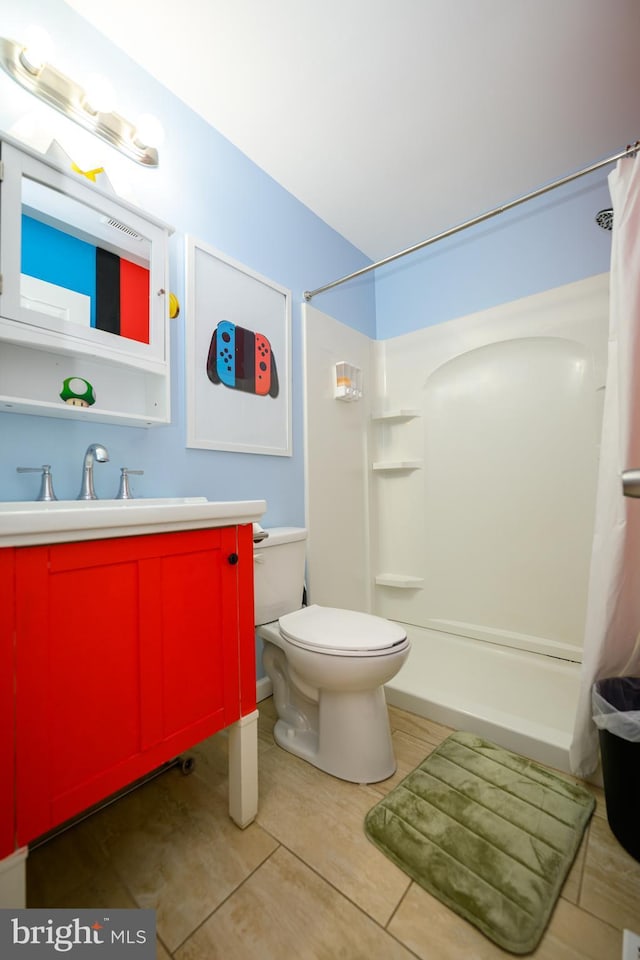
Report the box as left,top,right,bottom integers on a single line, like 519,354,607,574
0,36,159,167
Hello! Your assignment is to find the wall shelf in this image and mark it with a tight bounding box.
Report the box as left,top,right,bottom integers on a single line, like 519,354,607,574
371,409,421,422
375,574,424,589
0,393,167,427
372,460,422,471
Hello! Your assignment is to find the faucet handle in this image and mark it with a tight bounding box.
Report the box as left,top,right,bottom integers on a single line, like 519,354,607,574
17,464,58,502
116,467,144,500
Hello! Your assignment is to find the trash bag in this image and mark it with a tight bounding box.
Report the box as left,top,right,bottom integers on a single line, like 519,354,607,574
592,677,640,742
592,677,640,862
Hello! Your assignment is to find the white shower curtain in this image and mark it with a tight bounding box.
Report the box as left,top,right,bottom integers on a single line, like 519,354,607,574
570,150,640,778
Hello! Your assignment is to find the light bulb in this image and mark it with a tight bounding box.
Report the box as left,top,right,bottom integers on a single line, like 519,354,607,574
20,25,53,73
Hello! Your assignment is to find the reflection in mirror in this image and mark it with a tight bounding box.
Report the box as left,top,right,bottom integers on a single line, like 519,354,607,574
20,175,152,344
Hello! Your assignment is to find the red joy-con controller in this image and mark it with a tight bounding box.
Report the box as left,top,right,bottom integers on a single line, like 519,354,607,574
255,333,271,396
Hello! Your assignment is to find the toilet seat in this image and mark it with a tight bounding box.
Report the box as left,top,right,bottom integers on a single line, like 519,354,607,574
278,604,408,657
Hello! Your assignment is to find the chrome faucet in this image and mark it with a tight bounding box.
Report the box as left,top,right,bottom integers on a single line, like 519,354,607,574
77,443,109,500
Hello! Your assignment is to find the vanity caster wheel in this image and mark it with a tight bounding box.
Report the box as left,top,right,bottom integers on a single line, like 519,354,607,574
179,756,195,776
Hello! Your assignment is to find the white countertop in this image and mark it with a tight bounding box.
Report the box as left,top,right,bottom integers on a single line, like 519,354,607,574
0,497,267,547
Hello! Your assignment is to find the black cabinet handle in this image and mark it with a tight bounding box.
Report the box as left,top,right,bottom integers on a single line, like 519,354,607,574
227,552,239,565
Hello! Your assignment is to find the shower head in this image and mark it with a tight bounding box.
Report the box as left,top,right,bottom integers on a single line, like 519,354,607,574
595,208,613,230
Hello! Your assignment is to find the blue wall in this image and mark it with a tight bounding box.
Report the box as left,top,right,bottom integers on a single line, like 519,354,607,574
0,0,375,516
374,169,613,338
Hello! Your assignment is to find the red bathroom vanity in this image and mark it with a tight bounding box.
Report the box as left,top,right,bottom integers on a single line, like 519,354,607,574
0,498,265,907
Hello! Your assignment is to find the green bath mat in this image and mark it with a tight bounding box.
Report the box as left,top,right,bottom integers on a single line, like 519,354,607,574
364,731,595,955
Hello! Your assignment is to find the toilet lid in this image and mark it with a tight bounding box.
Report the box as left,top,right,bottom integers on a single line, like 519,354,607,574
278,604,408,655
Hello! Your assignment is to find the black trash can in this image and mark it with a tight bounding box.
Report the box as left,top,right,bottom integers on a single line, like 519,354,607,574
592,677,640,862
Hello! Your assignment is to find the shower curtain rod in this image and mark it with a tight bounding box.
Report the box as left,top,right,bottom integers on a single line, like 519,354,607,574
303,140,639,302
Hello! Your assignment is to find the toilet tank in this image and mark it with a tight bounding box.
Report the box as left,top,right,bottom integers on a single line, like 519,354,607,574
254,527,307,625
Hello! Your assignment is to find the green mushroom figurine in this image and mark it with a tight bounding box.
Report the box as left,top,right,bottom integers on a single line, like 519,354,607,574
59,376,96,407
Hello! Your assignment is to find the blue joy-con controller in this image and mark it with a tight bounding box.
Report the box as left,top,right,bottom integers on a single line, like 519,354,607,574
216,320,236,387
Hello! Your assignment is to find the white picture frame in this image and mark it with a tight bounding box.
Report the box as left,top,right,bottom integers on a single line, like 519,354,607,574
185,236,292,456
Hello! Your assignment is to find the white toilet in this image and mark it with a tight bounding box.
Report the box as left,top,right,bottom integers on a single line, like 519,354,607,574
254,527,410,783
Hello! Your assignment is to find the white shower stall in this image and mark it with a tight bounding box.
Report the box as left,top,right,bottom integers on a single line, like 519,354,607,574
302,272,609,772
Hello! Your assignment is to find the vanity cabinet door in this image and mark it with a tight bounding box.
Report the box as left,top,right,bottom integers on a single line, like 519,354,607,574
14,527,250,846
0,549,16,859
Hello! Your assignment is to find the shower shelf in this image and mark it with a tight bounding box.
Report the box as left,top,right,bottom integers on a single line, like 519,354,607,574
375,574,424,589
372,460,422,471
371,409,421,422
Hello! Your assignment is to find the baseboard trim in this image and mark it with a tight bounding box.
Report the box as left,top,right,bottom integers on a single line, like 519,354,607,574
256,676,273,702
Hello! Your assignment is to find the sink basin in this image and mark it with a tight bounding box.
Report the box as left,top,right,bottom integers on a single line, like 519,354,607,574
0,497,267,547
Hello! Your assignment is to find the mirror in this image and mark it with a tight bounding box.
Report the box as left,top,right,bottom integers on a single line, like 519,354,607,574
20,174,153,346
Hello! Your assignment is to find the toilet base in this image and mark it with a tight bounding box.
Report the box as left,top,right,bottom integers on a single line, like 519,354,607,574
259,621,406,784
273,686,396,784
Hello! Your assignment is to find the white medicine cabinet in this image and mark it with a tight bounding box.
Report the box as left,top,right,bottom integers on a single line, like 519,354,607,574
0,136,173,426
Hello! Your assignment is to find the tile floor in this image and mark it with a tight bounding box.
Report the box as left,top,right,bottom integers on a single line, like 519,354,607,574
27,697,640,959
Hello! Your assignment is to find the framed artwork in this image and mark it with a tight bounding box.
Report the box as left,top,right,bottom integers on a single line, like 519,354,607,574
185,237,292,455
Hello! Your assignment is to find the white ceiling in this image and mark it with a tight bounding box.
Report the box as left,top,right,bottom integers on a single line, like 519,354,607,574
64,0,640,261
